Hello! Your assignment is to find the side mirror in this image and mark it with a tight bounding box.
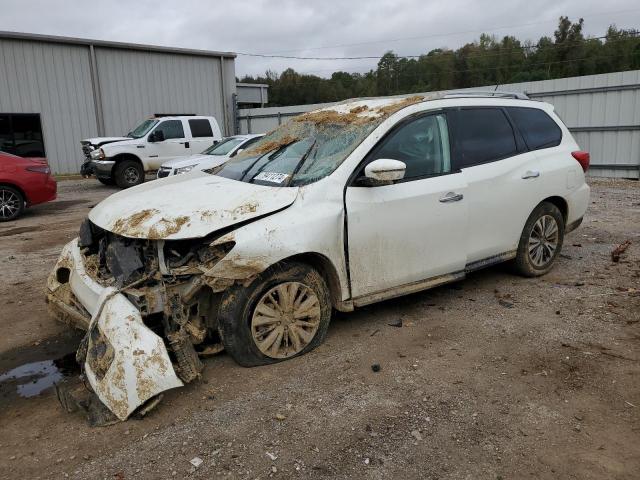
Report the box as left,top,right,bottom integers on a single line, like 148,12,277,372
149,130,165,142
363,159,406,185
235,148,244,155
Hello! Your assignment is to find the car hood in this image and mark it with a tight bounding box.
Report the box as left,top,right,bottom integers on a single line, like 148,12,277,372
161,154,226,169
83,137,130,145
89,172,299,240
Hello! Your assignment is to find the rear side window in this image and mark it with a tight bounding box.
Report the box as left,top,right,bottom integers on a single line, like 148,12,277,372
189,119,214,138
508,107,562,150
155,120,184,140
449,108,517,169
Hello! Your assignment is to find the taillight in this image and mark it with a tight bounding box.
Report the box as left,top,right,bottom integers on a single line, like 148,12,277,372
26,165,51,174
571,151,590,172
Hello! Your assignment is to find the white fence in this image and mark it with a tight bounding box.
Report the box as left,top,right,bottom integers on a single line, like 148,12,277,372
237,70,640,179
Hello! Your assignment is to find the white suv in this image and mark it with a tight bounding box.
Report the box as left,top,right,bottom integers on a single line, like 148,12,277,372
48,93,590,420
81,115,222,188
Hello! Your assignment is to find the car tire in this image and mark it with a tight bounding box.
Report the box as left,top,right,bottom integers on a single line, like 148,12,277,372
97,177,115,186
0,185,25,222
218,261,332,367
114,159,144,189
513,202,565,277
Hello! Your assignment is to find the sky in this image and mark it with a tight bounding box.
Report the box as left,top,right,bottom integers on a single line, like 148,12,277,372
1,0,640,79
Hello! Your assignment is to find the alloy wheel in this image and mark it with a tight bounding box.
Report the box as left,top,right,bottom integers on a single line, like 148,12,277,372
251,282,321,359
0,188,22,220
123,166,140,185
528,214,559,267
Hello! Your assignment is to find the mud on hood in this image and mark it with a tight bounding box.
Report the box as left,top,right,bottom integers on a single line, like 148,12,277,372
89,173,299,240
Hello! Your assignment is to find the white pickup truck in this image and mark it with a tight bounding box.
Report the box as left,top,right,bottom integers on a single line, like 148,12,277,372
81,115,222,188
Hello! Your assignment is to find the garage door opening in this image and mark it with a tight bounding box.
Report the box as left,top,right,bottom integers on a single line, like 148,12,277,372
0,113,46,157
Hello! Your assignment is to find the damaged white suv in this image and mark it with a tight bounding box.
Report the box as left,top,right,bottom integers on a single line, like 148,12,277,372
47,92,590,421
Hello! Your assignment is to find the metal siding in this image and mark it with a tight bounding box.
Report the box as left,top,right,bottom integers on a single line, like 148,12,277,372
94,47,227,137
0,39,98,174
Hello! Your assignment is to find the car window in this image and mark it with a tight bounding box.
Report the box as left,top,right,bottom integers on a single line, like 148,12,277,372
368,114,451,179
449,108,517,168
203,137,246,155
154,120,184,140
508,107,562,150
188,119,214,138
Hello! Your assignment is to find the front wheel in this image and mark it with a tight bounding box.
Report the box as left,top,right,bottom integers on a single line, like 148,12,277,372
114,159,144,189
513,202,565,277
218,262,332,367
0,186,25,222
97,177,115,186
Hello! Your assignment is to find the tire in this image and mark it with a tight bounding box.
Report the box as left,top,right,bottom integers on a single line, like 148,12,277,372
0,186,25,222
97,177,115,186
114,159,144,189
218,261,332,367
513,202,565,277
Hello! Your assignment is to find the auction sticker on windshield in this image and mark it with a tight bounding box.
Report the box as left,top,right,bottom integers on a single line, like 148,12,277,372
254,172,290,184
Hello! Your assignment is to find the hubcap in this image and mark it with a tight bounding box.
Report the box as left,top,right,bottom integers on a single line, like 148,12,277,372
251,282,321,359
528,214,559,267
0,189,21,219
124,166,140,184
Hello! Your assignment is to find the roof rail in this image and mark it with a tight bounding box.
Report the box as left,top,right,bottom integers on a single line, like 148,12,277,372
443,90,530,100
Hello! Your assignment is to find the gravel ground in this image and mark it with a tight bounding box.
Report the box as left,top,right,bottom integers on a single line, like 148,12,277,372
0,177,638,480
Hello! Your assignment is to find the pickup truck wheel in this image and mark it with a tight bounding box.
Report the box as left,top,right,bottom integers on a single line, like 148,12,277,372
97,177,115,186
218,262,332,367
0,186,24,222
114,159,144,188
513,202,564,277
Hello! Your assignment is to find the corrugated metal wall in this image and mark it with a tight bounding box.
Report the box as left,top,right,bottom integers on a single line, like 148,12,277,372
0,35,236,174
0,38,98,174
238,71,640,179
95,48,235,139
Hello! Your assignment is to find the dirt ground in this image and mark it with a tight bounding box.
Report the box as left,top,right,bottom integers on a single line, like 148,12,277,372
0,177,638,480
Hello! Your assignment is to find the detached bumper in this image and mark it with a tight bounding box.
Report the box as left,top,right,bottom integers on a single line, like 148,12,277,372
47,240,183,420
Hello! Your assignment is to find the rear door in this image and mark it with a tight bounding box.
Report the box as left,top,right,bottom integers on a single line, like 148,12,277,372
188,118,216,154
345,112,468,298
448,107,541,265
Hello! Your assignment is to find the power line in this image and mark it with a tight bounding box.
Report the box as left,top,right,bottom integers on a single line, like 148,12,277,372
237,32,640,63
251,7,640,55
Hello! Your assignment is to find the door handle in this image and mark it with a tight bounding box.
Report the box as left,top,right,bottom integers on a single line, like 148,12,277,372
179,141,190,148
439,192,464,203
522,170,540,179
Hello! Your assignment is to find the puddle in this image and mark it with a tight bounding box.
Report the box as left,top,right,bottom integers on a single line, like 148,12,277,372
0,353,79,398
0,331,83,408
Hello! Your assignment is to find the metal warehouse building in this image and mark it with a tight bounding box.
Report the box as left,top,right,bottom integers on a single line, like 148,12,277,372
0,31,237,174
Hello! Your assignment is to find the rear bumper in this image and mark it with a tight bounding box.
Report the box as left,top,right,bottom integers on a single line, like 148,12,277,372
567,183,590,227
47,240,182,420
27,175,57,206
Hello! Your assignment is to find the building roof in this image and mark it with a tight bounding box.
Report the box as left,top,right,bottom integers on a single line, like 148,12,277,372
0,30,236,58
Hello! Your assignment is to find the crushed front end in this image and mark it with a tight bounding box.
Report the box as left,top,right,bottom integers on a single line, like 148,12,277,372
46,219,233,421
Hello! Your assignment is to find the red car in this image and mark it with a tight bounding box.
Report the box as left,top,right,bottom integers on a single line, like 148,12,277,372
0,151,57,221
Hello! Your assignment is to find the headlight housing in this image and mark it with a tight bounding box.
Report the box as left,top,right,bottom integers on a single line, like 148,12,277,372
90,148,105,160
175,164,197,175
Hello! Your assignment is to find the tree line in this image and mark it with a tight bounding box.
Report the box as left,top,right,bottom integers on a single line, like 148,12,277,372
238,17,640,107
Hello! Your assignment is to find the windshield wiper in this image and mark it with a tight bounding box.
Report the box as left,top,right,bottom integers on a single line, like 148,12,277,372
285,140,317,186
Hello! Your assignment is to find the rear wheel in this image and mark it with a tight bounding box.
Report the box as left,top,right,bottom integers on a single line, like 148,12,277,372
513,202,564,277
114,159,144,188
218,262,332,367
0,186,24,222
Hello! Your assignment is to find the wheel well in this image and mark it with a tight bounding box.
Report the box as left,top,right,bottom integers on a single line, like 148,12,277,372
112,153,142,168
541,196,568,223
0,182,26,203
282,253,344,310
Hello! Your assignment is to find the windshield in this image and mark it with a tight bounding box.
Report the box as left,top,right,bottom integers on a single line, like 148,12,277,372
128,119,158,138
202,137,246,156
214,114,384,187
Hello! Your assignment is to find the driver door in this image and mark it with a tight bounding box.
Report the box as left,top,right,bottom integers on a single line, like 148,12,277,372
345,112,468,299
146,119,190,169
